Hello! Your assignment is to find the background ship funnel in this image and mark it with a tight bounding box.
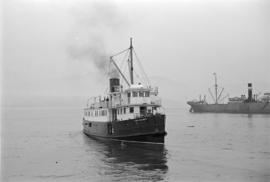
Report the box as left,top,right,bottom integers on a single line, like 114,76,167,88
248,83,253,102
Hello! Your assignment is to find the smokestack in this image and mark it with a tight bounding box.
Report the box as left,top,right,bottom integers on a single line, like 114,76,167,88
110,78,120,92
248,83,252,102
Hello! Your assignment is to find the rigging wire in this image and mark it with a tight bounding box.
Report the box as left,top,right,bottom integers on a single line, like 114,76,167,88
102,43,151,94
119,50,130,87
134,70,141,83
134,50,149,84
133,50,151,87
103,48,127,94
122,60,129,87
119,49,130,72
110,48,130,58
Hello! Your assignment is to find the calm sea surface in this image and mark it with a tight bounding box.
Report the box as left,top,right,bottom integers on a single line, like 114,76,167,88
2,107,270,182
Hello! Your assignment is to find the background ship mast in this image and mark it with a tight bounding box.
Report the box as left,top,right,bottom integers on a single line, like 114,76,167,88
214,73,218,104
208,73,226,104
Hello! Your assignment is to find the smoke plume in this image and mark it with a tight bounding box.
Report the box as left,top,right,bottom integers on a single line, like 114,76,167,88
67,1,127,78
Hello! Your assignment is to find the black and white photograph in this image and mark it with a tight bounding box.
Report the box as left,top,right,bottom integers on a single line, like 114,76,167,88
1,0,270,181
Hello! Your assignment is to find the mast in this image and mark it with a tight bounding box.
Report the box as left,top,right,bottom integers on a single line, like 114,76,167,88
129,38,134,84
213,73,218,104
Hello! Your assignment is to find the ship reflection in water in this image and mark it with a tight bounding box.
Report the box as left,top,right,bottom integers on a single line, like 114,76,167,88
82,135,168,181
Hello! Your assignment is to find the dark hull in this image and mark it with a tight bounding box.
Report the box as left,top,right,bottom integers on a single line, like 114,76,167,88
187,102,270,114
83,114,166,143
84,132,166,143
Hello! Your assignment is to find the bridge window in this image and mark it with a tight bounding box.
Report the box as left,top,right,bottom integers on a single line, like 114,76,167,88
132,91,138,97
100,110,105,116
124,107,126,114
139,91,144,97
127,92,131,97
145,91,150,97
130,107,134,113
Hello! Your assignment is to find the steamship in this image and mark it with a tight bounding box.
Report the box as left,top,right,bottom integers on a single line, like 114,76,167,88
187,73,270,114
82,39,166,143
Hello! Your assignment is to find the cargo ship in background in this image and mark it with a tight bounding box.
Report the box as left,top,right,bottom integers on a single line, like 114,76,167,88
187,73,270,114
82,39,166,143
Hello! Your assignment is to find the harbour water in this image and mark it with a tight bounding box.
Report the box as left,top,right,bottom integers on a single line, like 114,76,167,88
2,107,270,181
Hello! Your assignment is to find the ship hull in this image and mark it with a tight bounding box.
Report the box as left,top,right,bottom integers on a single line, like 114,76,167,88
83,114,166,143
187,102,270,114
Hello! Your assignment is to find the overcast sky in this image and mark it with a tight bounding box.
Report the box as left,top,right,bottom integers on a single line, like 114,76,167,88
2,0,270,107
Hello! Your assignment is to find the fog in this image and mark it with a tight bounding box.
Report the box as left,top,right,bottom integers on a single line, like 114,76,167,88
2,0,270,108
